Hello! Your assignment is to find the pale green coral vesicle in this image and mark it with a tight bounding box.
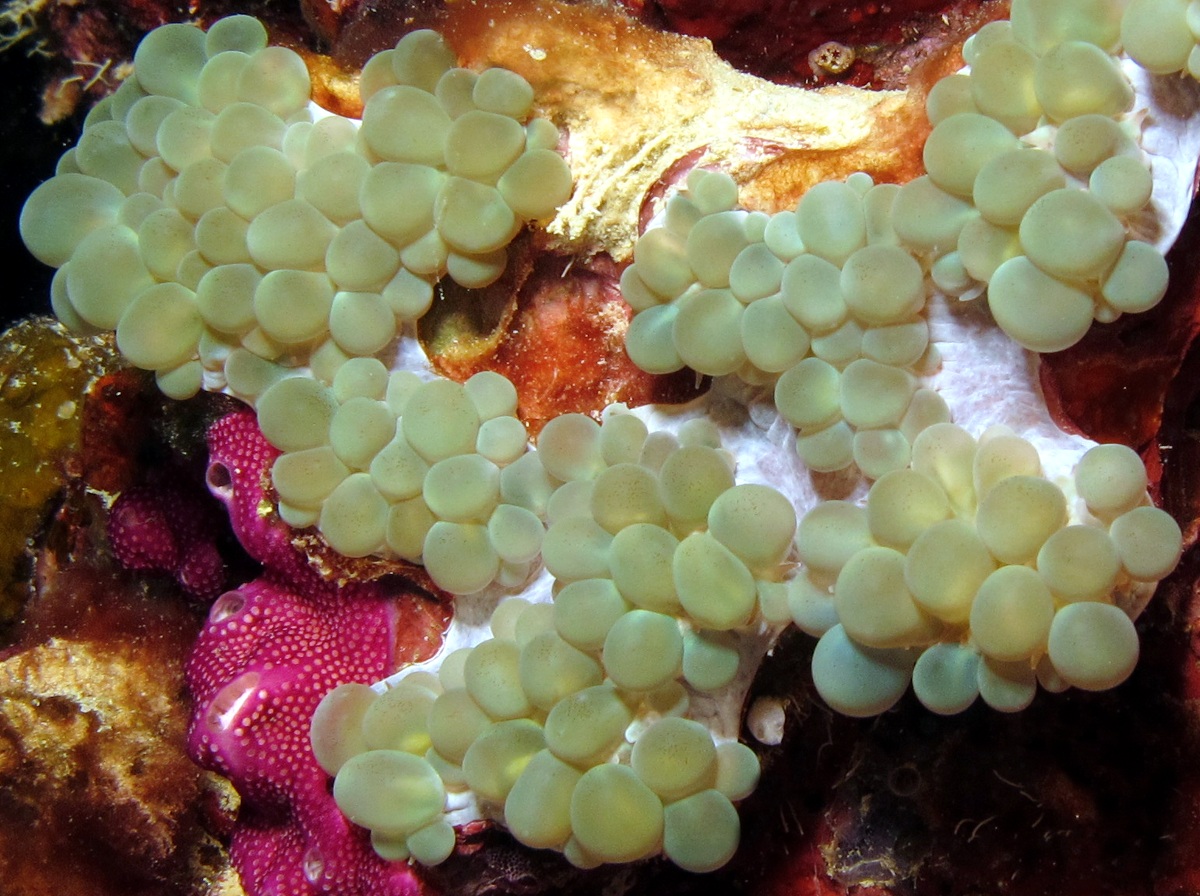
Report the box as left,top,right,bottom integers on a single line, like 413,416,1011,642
794,425,1181,717
19,16,574,402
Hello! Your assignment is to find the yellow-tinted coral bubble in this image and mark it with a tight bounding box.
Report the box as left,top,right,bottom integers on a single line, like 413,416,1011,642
891,175,976,254
835,545,939,649
319,472,389,557
910,422,977,516
633,227,692,300
866,469,951,550
607,523,679,614
774,358,840,432
682,628,741,691
973,148,1065,228
462,718,544,804
76,119,143,195
590,463,667,534
328,291,397,357
195,207,251,266
329,396,394,471
741,293,811,373
1101,241,1169,315
986,256,1095,353
237,45,312,118
435,177,518,255
362,683,437,754
673,532,757,630
662,789,740,873
205,14,268,55
840,359,916,430
407,819,455,866
1090,155,1153,218
973,429,1041,498
1034,40,1133,122
1122,0,1193,73
423,521,500,594
496,147,574,221
1109,506,1183,581
686,211,749,288
1019,189,1125,281
198,51,251,114
361,162,443,246
840,244,925,325
504,749,580,850
138,207,196,282
424,454,501,523
795,500,875,580
1054,114,1135,176
327,222,402,292
310,682,376,775
893,431,949,491
957,217,1020,282
570,764,664,863
923,113,1020,199
672,288,747,376
1074,443,1147,518
253,269,335,345
1047,601,1139,690
362,85,451,166
402,378,481,463
519,631,603,711
904,519,995,624
810,623,916,717
625,304,685,374
472,66,534,118
334,749,446,836
969,38,1041,134
976,656,1036,712
553,579,630,652
391,29,456,93
707,483,796,574
631,717,717,802
975,474,1066,564
911,642,979,715
544,683,632,766
1036,524,1121,602
20,173,125,268
602,608,684,690
1009,0,1124,54
115,282,203,371
384,496,436,561
476,416,528,466
970,565,1054,662
444,110,526,181
246,199,337,271
925,73,976,125
272,446,349,508
796,180,866,266
780,253,847,333
462,638,530,722
134,22,208,104
427,687,489,763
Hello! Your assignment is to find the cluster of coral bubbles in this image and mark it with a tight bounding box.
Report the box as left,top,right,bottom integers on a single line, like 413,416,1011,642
15,0,1199,879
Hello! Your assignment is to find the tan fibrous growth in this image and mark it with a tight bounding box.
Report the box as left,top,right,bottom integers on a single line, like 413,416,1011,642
18,16,573,403
787,425,1182,717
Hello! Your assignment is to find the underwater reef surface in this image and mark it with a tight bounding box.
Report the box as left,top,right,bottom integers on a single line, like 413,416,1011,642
5,1,1200,895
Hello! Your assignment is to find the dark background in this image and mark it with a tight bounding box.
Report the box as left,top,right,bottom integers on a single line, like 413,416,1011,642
0,45,83,329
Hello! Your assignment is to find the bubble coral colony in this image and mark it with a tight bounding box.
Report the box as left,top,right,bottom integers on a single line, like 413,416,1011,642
9,0,1200,892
